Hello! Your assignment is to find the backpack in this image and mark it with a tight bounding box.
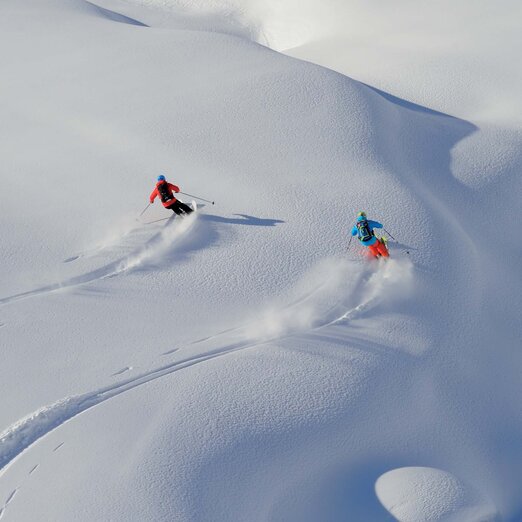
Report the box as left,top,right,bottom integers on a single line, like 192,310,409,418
157,181,174,203
357,220,373,242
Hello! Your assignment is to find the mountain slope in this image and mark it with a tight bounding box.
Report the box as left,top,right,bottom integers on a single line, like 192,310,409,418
0,0,521,520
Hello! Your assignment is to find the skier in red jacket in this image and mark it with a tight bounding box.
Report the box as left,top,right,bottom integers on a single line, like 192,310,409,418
150,175,193,216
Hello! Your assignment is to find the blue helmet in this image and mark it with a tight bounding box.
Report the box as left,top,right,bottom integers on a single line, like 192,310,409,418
157,175,166,182
357,215,366,222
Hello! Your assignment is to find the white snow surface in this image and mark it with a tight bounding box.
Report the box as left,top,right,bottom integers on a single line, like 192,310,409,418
0,0,521,521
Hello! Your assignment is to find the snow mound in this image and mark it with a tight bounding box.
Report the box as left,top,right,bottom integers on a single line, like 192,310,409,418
376,467,499,522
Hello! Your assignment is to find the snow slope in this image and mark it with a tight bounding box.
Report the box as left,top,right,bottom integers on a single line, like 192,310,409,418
0,0,521,520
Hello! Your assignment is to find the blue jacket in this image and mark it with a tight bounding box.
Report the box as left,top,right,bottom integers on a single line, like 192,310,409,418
351,220,383,246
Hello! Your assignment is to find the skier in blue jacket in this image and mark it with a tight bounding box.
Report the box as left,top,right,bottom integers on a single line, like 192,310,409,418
351,212,389,258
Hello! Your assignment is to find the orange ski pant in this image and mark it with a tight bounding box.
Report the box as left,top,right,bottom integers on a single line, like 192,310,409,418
368,240,389,258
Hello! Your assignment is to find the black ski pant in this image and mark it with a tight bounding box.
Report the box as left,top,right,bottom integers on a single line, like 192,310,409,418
166,200,193,216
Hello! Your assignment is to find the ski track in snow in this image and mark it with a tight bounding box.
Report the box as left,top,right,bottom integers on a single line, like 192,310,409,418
162,348,179,356
0,441,66,519
187,270,363,347
63,255,81,263
53,442,65,452
0,488,18,520
0,338,263,477
112,366,133,376
0,214,196,306
0,257,408,477
62,219,145,264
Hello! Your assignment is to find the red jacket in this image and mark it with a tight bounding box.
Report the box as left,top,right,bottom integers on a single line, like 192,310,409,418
150,181,180,207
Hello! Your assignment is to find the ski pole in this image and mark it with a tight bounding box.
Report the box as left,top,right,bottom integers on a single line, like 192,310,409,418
383,228,410,255
179,192,215,205
138,203,151,217
346,236,353,251
383,228,396,241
